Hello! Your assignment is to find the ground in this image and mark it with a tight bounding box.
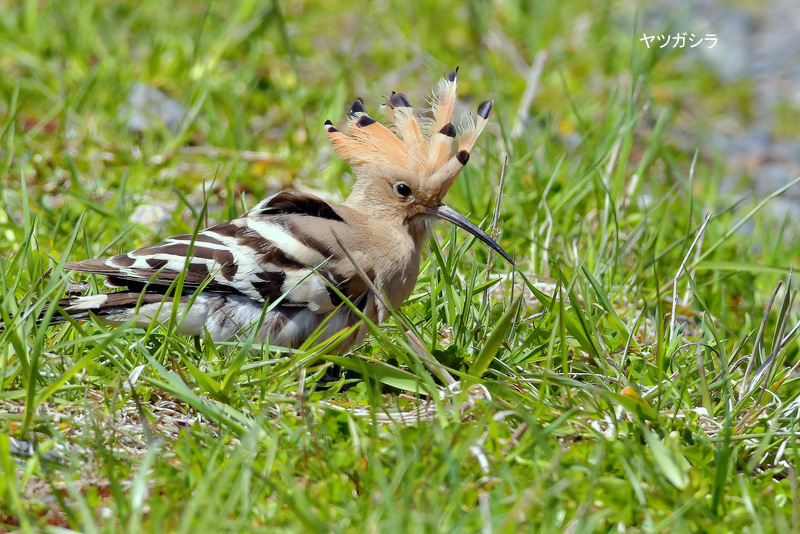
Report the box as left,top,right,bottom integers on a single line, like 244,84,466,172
1,0,800,531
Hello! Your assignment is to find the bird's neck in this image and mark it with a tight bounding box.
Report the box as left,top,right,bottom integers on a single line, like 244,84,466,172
342,180,377,207
337,187,433,310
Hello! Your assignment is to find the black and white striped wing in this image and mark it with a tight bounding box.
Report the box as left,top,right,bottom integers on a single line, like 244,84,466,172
66,191,365,314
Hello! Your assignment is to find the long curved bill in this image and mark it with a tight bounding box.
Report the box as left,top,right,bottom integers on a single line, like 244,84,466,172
425,203,514,265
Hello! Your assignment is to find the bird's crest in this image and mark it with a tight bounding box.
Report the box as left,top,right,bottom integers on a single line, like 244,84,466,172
325,68,493,197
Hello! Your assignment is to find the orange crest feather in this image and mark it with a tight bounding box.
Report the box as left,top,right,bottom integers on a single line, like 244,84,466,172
325,68,493,197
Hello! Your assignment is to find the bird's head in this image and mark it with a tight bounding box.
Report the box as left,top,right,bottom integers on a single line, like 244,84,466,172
326,69,512,264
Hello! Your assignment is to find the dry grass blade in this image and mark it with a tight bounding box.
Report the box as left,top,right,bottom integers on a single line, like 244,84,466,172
484,153,509,287
321,381,492,425
741,278,784,400
669,213,711,336
511,50,547,139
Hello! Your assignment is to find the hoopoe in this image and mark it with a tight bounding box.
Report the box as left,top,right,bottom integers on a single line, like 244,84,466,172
49,69,512,351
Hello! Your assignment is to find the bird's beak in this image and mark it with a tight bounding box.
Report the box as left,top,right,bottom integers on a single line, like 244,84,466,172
424,203,514,265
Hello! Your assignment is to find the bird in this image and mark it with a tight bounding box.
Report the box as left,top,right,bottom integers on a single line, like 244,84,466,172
47,69,512,352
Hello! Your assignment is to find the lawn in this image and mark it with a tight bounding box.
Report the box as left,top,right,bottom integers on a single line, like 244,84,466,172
2,0,800,531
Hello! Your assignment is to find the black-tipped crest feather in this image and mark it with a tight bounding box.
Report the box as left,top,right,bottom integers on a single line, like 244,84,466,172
439,123,456,137
389,92,412,108
477,100,493,119
327,69,493,189
350,99,366,114
356,115,376,127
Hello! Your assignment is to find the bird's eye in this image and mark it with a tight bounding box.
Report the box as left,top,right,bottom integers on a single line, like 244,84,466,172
394,182,412,198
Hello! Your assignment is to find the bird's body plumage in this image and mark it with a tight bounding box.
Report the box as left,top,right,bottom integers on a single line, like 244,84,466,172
61,190,410,349
50,70,511,350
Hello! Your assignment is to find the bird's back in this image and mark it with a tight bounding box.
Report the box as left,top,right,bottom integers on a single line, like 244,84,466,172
56,190,378,349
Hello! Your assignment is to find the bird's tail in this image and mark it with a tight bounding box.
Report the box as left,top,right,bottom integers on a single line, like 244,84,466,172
41,292,173,327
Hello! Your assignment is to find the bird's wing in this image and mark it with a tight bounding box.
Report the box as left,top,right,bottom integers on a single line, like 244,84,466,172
66,190,368,314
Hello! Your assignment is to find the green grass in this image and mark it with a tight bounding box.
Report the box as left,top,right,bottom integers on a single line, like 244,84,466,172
2,0,800,531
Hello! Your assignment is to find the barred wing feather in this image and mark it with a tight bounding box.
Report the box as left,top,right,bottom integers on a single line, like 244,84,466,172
58,191,371,345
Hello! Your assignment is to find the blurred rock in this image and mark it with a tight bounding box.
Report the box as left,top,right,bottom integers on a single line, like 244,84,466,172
9,436,57,462
130,202,174,231
121,83,184,133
